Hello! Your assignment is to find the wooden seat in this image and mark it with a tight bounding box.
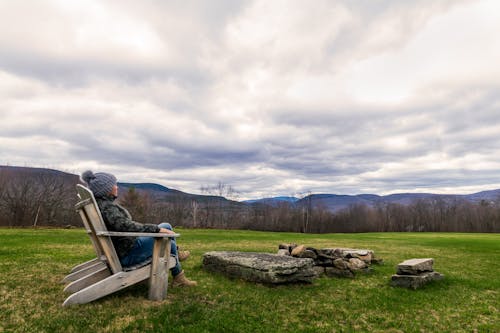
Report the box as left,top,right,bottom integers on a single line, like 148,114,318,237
62,184,178,306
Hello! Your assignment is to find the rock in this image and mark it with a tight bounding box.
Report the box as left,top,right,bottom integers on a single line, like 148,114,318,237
291,245,305,256
298,249,317,259
357,267,373,274
313,266,325,276
390,271,444,289
333,258,348,270
277,249,289,256
203,251,317,284
397,258,434,275
325,267,354,278
316,248,337,259
347,258,367,271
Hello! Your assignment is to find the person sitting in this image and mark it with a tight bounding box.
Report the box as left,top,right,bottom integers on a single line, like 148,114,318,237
81,170,196,287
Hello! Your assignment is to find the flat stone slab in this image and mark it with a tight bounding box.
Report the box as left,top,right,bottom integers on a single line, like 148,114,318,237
203,251,317,284
397,258,434,275
391,271,444,289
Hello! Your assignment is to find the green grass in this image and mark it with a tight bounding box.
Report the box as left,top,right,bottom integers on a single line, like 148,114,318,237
0,228,498,332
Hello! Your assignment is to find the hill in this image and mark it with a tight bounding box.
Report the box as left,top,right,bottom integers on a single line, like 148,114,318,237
294,190,500,212
2,165,500,212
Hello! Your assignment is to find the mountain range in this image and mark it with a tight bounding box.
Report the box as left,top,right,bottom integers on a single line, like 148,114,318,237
2,165,500,212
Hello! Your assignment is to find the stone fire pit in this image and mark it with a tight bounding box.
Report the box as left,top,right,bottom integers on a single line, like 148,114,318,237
202,251,317,284
279,243,382,278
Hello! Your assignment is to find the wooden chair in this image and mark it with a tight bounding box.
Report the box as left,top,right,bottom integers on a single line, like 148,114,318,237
62,184,178,306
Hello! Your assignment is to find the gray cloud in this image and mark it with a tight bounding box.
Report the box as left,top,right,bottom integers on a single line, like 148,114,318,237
1,0,500,199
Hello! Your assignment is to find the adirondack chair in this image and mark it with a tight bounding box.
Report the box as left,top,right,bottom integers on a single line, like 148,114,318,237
62,184,178,306
62,187,108,284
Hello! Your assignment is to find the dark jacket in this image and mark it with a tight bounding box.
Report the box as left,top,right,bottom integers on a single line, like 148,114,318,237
96,195,160,259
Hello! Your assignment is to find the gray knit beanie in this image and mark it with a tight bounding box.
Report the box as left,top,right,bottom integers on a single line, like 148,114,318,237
81,170,117,198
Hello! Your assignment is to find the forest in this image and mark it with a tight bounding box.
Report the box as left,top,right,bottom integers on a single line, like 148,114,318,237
0,166,498,233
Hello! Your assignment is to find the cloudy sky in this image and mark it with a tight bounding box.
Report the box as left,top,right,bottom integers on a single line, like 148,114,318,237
1,0,500,200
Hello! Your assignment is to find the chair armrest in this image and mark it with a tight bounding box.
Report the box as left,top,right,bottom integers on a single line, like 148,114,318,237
96,231,180,238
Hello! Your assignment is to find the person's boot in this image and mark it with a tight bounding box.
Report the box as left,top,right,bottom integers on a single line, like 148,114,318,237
178,250,190,261
172,271,197,287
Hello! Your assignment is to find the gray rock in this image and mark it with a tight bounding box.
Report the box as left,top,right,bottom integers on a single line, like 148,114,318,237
325,267,354,278
390,271,444,289
371,257,384,265
314,258,334,267
316,248,336,259
312,266,325,276
333,258,348,270
203,251,317,284
277,249,290,256
298,249,317,259
397,258,434,275
347,258,367,271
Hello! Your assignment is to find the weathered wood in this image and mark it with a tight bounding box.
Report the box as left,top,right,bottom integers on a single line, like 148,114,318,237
75,187,105,260
63,266,151,306
62,261,108,283
64,266,111,294
70,258,101,273
97,231,180,238
148,238,170,301
82,203,122,274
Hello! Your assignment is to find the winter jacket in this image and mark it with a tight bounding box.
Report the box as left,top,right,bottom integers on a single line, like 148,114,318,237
96,195,160,259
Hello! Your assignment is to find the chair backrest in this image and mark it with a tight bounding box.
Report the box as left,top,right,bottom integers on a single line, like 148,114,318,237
75,184,123,273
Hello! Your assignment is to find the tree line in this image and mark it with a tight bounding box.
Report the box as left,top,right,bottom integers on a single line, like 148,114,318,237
0,169,498,232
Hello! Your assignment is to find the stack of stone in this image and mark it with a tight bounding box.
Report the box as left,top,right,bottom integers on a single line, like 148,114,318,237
278,244,382,278
391,258,444,289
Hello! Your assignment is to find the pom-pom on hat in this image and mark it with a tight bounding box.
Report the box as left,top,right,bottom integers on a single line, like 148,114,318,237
81,170,117,198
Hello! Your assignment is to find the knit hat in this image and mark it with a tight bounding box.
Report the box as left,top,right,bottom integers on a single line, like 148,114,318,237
81,170,117,198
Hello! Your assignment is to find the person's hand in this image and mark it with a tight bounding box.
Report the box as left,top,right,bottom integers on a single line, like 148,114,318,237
159,228,175,234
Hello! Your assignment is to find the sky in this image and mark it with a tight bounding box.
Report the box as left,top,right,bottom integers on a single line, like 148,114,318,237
1,0,500,200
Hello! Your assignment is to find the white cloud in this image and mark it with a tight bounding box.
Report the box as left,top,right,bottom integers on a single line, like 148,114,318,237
1,0,500,199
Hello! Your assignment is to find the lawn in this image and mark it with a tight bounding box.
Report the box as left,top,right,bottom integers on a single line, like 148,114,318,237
0,228,498,332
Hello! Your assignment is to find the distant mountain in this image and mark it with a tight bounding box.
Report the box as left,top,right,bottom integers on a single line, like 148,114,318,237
294,190,500,213
118,182,172,193
244,196,299,205
2,165,500,212
0,165,79,185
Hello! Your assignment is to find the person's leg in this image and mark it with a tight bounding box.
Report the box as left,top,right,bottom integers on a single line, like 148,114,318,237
159,222,197,287
158,222,182,276
120,236,155,267
120,222,177,268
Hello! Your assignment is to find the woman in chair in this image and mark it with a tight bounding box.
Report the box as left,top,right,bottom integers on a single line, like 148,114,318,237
81,170,196,287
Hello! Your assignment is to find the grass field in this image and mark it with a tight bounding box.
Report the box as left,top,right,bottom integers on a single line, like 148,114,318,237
0,228,498,332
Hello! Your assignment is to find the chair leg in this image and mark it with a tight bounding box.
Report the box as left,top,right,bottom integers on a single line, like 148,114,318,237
62,266,150,306
64,266,111,294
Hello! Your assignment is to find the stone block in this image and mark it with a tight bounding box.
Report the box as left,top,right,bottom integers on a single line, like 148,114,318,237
397,258,434,275
391,271,444,289
203,251,317,284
